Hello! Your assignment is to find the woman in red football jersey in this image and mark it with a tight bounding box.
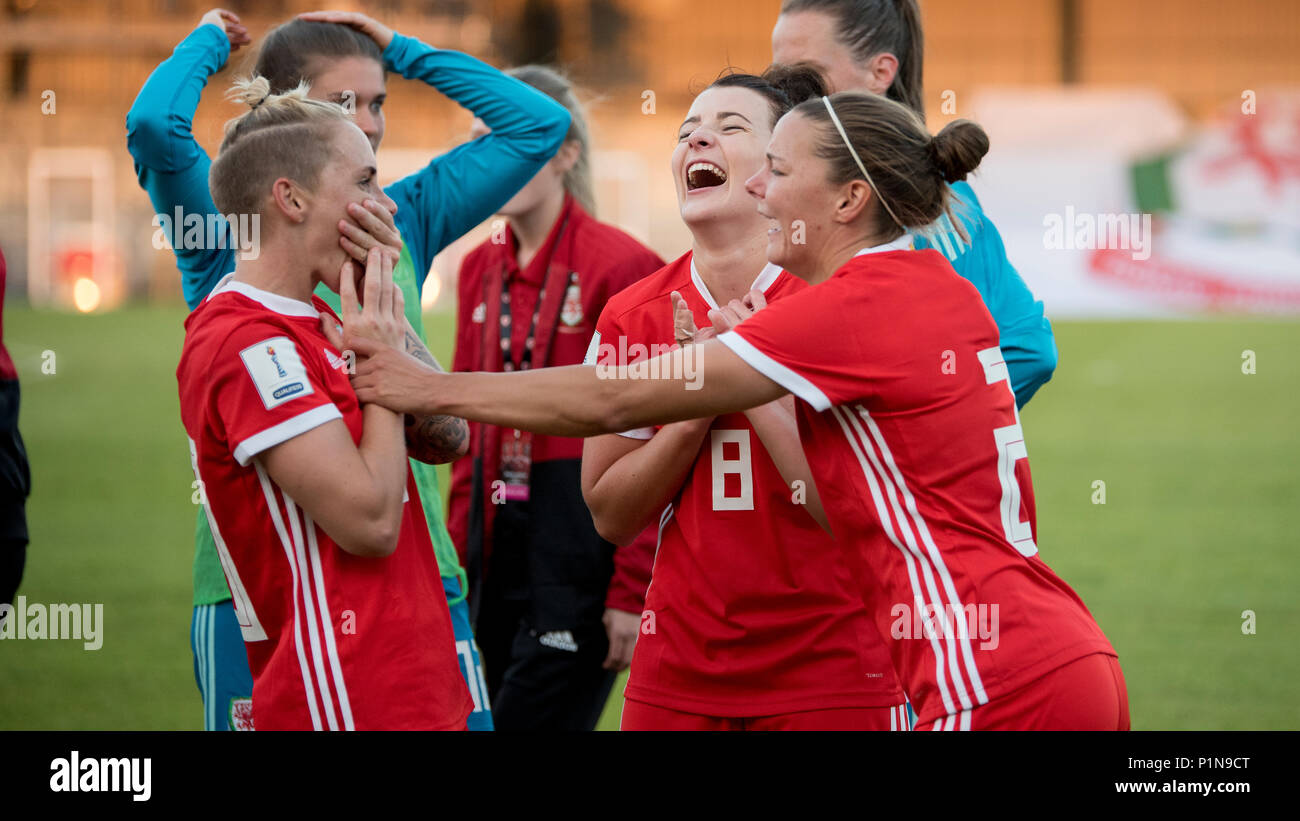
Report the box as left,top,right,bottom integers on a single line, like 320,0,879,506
581,66,908,731
179,79,472,729
349,91,1129,730
447,65,665,731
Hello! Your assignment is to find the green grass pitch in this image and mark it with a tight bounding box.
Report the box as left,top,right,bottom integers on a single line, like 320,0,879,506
1,305,1296,730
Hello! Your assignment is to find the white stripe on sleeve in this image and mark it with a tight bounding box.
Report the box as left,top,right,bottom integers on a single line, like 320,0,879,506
716,330,832,412
234,404,343,466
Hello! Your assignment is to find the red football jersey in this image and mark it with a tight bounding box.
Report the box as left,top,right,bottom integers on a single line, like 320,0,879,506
588,251,904,716
718,240,1115,727
177,275,473,730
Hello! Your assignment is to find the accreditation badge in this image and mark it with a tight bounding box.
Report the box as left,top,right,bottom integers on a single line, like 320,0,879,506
499,429,533,502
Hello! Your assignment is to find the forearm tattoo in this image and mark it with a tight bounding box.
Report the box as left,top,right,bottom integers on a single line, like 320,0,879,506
402,327,469,464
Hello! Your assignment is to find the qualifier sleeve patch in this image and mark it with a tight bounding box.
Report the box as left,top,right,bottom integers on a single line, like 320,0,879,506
239,336,316,410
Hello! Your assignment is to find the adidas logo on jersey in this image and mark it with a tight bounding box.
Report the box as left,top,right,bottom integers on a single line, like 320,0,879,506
537,630,579,653
471,302,487,324
323,345,358,375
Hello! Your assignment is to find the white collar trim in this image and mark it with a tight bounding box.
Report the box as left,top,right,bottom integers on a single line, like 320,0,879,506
688,257,784,312
208,272,320,319
853,234,915,257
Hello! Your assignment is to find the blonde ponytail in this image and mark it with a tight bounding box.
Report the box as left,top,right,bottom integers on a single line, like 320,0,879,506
228,75,274,110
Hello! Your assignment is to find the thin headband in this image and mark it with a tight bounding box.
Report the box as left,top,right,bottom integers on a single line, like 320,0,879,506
821,96,904,229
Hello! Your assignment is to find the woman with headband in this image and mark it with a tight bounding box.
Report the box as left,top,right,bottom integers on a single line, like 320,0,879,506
772,0,1058,409
345,92,1129,731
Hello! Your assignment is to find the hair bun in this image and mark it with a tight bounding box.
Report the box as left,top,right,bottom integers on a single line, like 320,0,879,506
930,119,990,183
762,62,829,107
228,75,274,111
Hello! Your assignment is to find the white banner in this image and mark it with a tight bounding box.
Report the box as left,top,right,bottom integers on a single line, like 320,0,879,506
967,88,1300,317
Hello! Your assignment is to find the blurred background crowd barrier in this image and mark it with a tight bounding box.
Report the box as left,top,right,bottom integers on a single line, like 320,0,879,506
1,0,1297,318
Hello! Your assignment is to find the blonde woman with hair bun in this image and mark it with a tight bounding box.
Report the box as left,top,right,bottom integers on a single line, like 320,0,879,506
174,79,473,730
127,7,569,731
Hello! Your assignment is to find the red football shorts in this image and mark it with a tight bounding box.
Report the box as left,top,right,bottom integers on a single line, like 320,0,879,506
620,699,910,731
921,652,1130,730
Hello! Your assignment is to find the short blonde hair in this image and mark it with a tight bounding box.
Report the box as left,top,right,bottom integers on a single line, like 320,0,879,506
209,76,352,218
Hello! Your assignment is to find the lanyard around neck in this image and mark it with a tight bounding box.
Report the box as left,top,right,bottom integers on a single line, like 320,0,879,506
498,213,572,373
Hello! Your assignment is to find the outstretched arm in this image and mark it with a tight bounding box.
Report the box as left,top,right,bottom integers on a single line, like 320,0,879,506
322,309,468,465
581,301,714,547
351,337,786,439
316,196,469,465
395,322,469,464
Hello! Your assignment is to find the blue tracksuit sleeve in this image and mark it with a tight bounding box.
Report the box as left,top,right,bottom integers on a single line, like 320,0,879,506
380,33,572,280
916,182,1058,408
125,23,234,310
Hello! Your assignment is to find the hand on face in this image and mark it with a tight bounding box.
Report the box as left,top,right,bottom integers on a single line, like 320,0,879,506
338,198,402,267
316,122,399,279
323,248,435,415
320,246,405,355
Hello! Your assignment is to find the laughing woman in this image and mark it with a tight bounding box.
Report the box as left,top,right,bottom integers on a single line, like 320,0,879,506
582,67,907,730
347,92,1128,731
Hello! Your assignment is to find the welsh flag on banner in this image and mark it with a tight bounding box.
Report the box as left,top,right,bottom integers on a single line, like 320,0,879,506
1132,152,1177,215
1091,92,1300,314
